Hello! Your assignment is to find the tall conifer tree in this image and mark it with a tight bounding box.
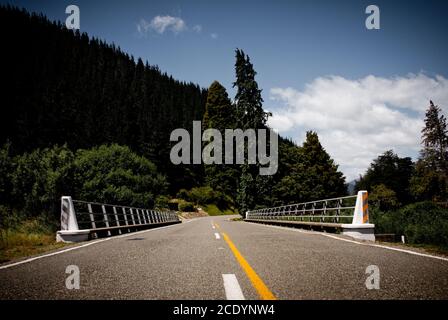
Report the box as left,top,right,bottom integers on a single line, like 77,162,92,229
233,49,270,213
411,100,448,200
203,81,239,197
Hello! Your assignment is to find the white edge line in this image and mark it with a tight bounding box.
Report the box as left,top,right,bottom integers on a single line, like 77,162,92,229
215,232,221,239
222,274,245,300
0,220,190,270
247,221,448,262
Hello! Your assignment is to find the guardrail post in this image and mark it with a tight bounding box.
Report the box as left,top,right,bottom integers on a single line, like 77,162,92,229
102,205,111,236
137,209,142,224
87,203,98,239
113,206,121,234
123,207,130,232
130,208,136,225
87,203,96,230
141,209,147,224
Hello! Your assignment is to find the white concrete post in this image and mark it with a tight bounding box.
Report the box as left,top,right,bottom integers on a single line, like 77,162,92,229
341,190,375,241
353,190,369,224
61,196,78,231
57,196,89,243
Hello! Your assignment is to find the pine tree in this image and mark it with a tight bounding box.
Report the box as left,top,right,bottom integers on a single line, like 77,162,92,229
232,49,270,213
203,81,235,129
274,131,346,203
411,100,448,201
203,81,239,197
233,49,269,129
421,100,448,171
355,150,414,204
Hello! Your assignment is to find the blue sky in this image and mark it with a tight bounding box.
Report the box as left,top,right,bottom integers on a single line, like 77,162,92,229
3,0,448,180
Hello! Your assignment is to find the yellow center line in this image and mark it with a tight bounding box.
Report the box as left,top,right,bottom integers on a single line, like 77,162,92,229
221,232,277,300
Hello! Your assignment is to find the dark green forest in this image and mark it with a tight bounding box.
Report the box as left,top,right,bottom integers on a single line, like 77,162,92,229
0,5,207,192
0,5,346,225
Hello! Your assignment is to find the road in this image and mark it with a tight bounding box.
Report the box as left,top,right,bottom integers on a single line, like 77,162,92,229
1,215,448,299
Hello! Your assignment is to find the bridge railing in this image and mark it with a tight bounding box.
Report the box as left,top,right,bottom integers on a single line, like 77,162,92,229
56,196,180,243
245,191,374,241
247,195,357,224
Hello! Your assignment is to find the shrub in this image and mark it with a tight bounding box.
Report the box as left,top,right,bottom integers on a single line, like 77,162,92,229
10,145,75,219
176,189,190,201
399,202,448,247
155,195,170,209
0,143,13,204
178,200,195,212
371,201,448,248
168,199,180,211
203,204,237,216
188,186,217,204
176,186,233,209
369,184,400,210
3,144,169,222
73,144,168,208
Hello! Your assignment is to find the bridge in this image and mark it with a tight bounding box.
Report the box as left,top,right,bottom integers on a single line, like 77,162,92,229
0,193,447,299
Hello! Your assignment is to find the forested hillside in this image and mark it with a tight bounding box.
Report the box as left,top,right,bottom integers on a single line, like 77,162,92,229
0,6,207,192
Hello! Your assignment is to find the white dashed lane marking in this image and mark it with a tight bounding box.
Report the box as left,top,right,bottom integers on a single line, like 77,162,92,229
222,274,245,300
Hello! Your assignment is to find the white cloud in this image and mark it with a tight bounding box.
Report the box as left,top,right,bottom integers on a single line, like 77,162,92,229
210,33,218,39
137,15,186,35
192,25,202,33
267,73,448,181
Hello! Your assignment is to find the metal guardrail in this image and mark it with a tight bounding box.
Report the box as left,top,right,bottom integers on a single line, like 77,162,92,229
246,194,357,224
245,191,375,241
57,196,180,242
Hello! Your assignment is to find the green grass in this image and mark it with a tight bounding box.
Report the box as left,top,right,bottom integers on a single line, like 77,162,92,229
203,204,238,216
0,219,67,263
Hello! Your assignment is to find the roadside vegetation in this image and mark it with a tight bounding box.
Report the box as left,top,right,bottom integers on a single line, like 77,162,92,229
0,144,169,262
356,100,448,250
175,187,238,216
0,209,67,263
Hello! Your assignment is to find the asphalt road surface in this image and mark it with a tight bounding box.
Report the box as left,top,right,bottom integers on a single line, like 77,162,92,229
1,215,447,299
